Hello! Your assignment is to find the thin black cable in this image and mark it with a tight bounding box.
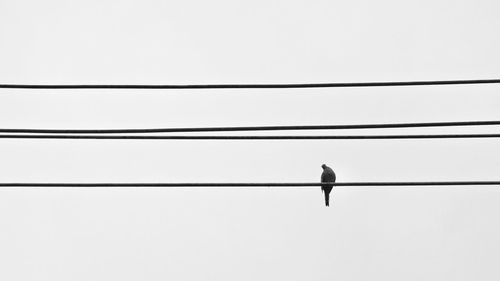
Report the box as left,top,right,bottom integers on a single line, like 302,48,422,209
1,79,500,89
1,120,500,134
0,181,499,187
0,134,500,140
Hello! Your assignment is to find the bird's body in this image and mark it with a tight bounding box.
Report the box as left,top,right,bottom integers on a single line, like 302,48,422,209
321,164,336,206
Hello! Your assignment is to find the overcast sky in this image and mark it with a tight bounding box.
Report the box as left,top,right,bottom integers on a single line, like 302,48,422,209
1,0,500,280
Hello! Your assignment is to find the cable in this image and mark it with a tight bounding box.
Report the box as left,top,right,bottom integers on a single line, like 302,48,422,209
1,120,500,134
1,79,500,89
0,134,500,140
0,181,499,187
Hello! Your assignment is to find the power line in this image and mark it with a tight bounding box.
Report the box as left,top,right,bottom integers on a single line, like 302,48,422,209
1,79,500,89
0,181,499,187
1,120,500,134
0,134,500,140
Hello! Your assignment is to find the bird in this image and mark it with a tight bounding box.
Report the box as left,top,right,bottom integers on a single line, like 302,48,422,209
321,164,336,206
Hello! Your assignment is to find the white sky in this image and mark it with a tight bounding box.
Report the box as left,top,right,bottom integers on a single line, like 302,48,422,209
1,0,500,280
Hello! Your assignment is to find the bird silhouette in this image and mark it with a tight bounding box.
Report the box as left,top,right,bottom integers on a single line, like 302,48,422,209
321,164,336,206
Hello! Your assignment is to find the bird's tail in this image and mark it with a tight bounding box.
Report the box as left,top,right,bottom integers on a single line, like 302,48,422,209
324,191,330,207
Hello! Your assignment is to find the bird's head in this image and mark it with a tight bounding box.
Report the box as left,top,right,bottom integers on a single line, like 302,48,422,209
321,164,328,169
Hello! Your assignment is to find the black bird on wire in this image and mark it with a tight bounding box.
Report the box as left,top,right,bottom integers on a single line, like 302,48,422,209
321,164,336,206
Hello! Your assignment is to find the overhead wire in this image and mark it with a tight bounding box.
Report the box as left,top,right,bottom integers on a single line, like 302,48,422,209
0,134,500,140
0,80,498,187
0,120,500,134
0,181,499,187
1,79,500,89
